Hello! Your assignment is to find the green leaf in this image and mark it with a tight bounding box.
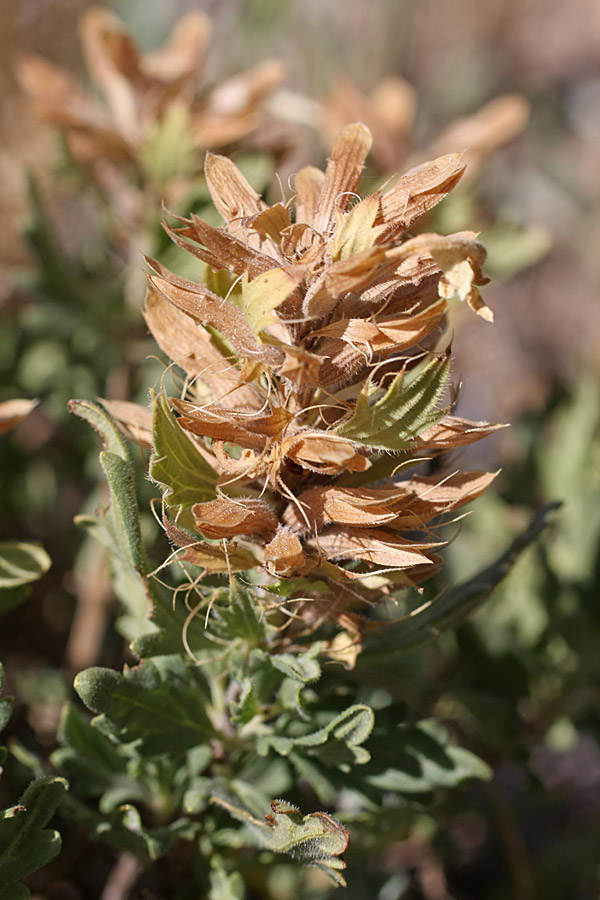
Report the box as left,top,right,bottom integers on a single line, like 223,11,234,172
100,452,147,572
131,581,250,660
214,582,266,645
0,776,67,899
261,704,374,768
365,719,491,795
183,777,213,815
50,703,131,800
360,502,561,659
269,651,321,684
139,103,196,189
211,797,349,887
60,794,196,860
229,679,261,725
335,352,451,450
74,656,214,756
111,805,198,860
68,397,132,463
150,392,217,507
0,543,51,590
69,400,146,573
70,399,184,646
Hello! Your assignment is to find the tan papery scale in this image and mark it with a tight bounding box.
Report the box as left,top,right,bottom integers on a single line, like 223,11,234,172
192,497,278,540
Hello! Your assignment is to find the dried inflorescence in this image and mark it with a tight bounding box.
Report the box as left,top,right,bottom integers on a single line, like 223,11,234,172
17,7,285,191
118,123,503,641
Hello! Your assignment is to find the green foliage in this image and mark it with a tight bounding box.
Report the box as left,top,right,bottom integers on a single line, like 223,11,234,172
139,104,197,190
258,704,374,767
3,29,571,895
0,777,67,900
0,668,66,899
363,717,491,795
150,391,218,508
336,352,451,450
43,387,555,894
69,400,146,573
74,657,215,756
212,797,350,886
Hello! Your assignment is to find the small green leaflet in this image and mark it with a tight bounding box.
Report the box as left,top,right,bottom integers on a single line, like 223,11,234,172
335,352,451,451
69,399,146,573
259,704,374,767
150,392,218,507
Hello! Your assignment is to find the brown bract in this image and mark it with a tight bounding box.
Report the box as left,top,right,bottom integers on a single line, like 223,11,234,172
141,123,501,647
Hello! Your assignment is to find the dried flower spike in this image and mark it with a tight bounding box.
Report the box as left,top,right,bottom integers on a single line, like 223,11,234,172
136,123,501,642
17,7,285,185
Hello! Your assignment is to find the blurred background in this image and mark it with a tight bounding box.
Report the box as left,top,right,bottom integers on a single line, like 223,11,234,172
1,1,600,898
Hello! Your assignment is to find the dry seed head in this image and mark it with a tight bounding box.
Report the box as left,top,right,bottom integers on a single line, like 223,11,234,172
140,123,500,640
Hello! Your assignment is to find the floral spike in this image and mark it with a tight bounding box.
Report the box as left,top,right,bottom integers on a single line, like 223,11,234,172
143,123,502,648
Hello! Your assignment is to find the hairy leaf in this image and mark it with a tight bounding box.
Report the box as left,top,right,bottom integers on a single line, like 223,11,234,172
69,399,146,573
329,195,385,260
336,353,451,450
211,797,349,886
74,656,214,756
150,392,218,508
269,651,321,684
261,704,374,768
241,268,298,334
229,679,261,725
50,703,132,803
